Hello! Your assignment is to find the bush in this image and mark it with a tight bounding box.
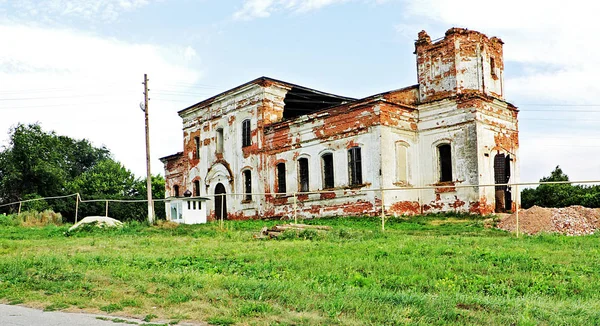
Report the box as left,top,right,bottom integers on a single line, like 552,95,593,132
18,210,63,227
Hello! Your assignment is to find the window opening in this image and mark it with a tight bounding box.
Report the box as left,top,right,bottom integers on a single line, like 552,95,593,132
396,143,408,183
243,170,252,201
216,128,224,153
242,119,251,147
490,57,496,76
193,201,197,210
194,180,200,197
298,158,309,192
194,136,200,159
277,163,286,194
322,153,334,189
438,144,452,182
173,185,180,197
348,147,363,186
187,201,190,210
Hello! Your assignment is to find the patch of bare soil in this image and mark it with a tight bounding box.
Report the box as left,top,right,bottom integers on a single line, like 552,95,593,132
498,205,600,236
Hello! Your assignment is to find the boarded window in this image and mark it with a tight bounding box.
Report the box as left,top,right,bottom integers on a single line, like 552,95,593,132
396,142,408,183
277,163,286,194
243,170,252,201
173,185,180,197
242,119,251,147
194,136,200,159
348,147,363,186
322,153,334,189
438,144,452,182
194,180,200,197
298,158,309,192
216,128,224,153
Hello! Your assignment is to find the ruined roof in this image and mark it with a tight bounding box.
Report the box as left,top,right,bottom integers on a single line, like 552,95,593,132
159,151,183,163
178,76,356,116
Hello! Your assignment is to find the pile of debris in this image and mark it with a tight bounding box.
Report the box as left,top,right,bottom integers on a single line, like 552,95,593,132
255,223,332,239
497,206,600,236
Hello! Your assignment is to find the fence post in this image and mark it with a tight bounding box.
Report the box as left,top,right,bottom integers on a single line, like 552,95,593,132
293,192,297,224
105,200,109,217
515,184,520,238
18,202,22,215
380,188,385,232
75,194,80,224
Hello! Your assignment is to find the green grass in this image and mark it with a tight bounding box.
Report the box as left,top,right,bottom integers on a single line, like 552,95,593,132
1,214,600,325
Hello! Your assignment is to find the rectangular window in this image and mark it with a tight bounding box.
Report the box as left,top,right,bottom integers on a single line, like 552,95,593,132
244,170,252,201
216,128,224,153
439,144,452,182
277,163,286,194
396,143,408,183
298,158,309,192
322,153,334,189
173,185,180,197
194,180,200,197
348,147,362,186
194,136,200,159
242,119,251,147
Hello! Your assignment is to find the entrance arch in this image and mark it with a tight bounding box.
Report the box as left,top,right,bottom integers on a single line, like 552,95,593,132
214,183,227,220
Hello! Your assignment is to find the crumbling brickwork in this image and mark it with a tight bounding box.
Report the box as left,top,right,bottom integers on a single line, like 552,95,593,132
160,28,519,222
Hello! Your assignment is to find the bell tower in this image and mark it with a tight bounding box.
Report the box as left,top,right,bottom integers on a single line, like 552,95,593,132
415,28,504,103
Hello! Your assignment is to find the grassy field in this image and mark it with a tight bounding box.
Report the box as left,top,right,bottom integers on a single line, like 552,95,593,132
1,214,600,325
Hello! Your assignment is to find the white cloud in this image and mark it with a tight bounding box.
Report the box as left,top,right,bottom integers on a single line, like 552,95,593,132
6,0,154,22
0,24,202,177
233,0,353,20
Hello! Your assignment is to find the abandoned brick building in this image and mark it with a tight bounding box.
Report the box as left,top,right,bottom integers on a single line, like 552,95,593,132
160,28,519,221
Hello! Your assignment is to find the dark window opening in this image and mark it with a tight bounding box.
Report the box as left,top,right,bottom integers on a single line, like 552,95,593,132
194,136,200,159
298,158,309,192
277,163,286,194
243,170,252,201
173,185,180,197
439,144,452,182
216,128,224,153
282,87,351,120
193,201,196,210
348,147,363,186
187,201,191,210
242,119,251,147
194,180,200,197
322,153,334,189
490,57,496,76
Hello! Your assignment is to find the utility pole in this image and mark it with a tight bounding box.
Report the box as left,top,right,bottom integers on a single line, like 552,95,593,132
142,74,155,224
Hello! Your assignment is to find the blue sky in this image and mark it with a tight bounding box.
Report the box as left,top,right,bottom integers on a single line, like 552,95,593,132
1,0,598,183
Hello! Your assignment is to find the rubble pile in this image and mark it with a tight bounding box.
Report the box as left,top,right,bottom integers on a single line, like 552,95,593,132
498,206,600,236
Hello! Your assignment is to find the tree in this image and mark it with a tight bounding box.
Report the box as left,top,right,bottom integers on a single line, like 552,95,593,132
0,123,162,222
521,166,600,208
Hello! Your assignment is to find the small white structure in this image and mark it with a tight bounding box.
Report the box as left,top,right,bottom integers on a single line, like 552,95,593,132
165,197,209,224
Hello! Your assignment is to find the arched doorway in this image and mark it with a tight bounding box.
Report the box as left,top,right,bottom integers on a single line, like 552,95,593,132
494,153,512,212
214,183,227,220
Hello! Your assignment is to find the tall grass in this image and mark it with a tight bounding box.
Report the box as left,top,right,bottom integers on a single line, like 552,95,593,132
1,215,600,325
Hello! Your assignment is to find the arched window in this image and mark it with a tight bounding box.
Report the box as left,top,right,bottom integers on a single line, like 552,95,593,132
438,144,452,182
242,119,251,147
194,180,200,197
348,147,362,185
298,158,309,192
243,170,252,201
194,136,200,159
321,153,334,189
276,163,286,194
173,185,180,197
395,142,408,183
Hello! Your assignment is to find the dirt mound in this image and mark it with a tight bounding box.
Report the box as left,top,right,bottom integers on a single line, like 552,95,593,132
497,205,600,236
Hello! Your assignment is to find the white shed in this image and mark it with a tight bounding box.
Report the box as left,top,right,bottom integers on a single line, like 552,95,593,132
165,197,210,224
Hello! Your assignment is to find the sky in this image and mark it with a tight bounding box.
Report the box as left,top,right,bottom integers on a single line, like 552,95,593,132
1,0,599,183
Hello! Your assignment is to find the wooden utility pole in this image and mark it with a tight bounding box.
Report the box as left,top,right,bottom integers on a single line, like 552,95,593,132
143,74,155,224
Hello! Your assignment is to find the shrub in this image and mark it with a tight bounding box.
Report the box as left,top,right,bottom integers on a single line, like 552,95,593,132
19,210,63,227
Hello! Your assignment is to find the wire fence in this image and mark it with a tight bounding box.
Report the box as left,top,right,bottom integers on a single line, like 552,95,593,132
1,179,599,237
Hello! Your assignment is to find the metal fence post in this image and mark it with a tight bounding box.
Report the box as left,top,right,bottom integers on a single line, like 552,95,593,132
105,200,109,217
293,192,297,224
75,194,80,224
515,184,520,238
380,188,385,232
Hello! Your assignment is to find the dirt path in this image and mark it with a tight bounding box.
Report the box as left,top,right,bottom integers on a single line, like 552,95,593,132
0,304,204,326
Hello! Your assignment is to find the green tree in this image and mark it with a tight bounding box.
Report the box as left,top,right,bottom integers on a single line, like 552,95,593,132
521,166,594,208
0,123,162,222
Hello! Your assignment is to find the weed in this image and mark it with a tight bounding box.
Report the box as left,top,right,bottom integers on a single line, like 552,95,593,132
144,314,158,322
206,316,236,325
100,303,123,313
